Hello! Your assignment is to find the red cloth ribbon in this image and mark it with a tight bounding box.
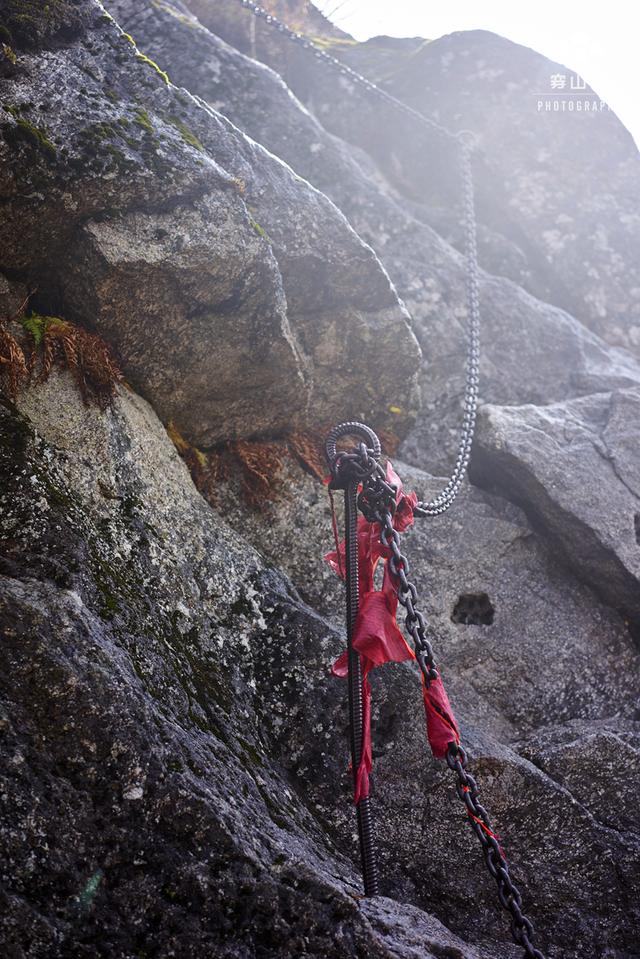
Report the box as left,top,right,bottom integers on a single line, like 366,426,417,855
325,460,460,804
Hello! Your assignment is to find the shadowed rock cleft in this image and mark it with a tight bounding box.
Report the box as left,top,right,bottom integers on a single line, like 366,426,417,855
451,591,495,626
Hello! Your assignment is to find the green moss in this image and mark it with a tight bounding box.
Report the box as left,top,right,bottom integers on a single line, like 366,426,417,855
78,120,117,148
0,25,13,44
133,107,153,134
135,50,170,85
120,31,135,45
307,35,358,51
0,0,86,50
81,64,99,82
103,143,137,172
105,88,120,103
254,781,290,829
167,115,203,152
151,0,203,29
4,107,56,159
249,217,271,243
237,736,264,769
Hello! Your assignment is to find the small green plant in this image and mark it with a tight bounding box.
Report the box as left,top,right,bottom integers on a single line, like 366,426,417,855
5,104,56,159
249,217,270,242
167,115,203,152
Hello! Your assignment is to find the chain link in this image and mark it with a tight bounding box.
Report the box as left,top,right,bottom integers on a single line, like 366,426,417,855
414,140,481,517
236,0,481,517
347,452,546,959
445,742,545,959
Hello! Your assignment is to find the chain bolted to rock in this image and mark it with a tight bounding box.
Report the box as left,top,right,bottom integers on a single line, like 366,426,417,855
324,423,545,959
233,1,543,954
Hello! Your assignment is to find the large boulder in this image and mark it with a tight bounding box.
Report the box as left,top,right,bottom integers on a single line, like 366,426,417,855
470,387,640,628
0,0,421,446
106,0,640,478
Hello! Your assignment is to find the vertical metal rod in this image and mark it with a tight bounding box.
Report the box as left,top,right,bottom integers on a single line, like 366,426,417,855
344,479,379,897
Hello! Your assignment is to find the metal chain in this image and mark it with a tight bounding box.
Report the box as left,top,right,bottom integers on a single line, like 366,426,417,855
414,141,481,517
236,0,481,517
326,444,545,959
236,5,538,948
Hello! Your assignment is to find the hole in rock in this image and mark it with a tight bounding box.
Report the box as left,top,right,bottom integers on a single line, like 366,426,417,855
451,591,495,626
634,513,640,545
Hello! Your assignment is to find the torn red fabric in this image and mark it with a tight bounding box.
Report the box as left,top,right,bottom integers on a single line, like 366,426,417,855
325,460,459,804
420,671,460,759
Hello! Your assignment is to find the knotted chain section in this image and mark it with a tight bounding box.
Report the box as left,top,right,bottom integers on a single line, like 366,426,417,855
364,481,440,685
329,439,546,959
238,0,481,518
445,744,545,959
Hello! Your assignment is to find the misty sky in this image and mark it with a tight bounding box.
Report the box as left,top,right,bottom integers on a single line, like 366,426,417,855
314,0,639,147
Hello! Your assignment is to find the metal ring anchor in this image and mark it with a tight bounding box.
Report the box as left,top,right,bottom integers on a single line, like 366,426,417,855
325,421,381,465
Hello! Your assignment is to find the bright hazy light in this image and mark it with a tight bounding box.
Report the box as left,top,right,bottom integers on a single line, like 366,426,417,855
315,0,639,148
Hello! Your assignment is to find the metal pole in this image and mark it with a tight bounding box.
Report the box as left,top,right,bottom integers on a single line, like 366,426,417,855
344,477,379,896
325,421,381,897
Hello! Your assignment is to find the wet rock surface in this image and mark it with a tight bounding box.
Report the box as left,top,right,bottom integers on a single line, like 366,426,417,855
1,1,640,957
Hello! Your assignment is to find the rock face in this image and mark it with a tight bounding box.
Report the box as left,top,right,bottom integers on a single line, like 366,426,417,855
0,376,514,959
212,460,640,957
2,1,640,958
0,0,421,446
113,0,640,475
471,388,640,626
204,7,640,352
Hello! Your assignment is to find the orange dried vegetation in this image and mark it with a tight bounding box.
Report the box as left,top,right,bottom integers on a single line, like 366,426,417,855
0,321,28,399
27,316,122,410
166,421,229,503
0,297,122,410
230,438,287,508
287,428,328,481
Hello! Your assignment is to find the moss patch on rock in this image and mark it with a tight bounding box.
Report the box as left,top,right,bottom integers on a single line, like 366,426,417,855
0,0,88,51
4,104,56,160
167,115,204,152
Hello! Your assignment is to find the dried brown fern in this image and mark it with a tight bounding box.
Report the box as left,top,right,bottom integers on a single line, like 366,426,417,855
171,421,402,512
25,315,122,409
167,421,229,503
0,321,28,400
230,438,287,508
287,427,328,481
377,427,401,456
